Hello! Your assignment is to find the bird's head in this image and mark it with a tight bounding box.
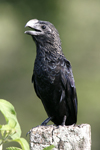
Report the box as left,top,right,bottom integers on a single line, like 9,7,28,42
25,19,62,51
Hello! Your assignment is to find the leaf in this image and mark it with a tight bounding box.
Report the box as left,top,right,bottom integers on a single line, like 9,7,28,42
0,118,17,131
43,145,55,150
0,99,21,139
0,100,30,150
0,144,3,150
6,147,22,150
13,138,29,150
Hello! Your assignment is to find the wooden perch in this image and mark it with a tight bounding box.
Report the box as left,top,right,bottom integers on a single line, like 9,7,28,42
29,124,91,150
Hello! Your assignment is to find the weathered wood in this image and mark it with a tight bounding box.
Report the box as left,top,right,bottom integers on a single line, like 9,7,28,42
29,124,91,150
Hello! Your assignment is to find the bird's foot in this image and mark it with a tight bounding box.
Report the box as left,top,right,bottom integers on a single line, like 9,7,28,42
41,116,53,126
26,125,40,136
26,130,31,136
26,117,53,136
71,123,76,127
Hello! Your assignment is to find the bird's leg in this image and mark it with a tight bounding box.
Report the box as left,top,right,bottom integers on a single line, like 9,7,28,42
61,115,67,126
26,117,53,136
41,116,53,126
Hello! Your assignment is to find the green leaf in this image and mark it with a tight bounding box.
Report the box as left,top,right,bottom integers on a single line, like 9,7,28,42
6,147,22,150
0,144,3,150
0,118,17,131
0,99,21,139
13,138,29,150
0,100,29,150
43,145,55,150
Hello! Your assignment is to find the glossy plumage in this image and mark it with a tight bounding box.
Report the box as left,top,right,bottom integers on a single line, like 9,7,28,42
25,19,78,125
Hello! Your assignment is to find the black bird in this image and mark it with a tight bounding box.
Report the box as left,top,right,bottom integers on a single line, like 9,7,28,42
25,19,78,126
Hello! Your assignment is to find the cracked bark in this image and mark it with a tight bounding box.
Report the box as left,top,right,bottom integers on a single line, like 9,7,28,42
29,124,91,150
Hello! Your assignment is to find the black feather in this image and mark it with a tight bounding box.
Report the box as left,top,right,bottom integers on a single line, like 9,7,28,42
25,19,78,125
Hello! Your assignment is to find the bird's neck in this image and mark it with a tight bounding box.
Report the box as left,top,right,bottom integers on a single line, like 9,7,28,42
36,42,62,61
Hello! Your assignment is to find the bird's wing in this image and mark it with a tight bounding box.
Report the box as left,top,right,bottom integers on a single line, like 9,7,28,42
60,58,77,121
32,73,41,99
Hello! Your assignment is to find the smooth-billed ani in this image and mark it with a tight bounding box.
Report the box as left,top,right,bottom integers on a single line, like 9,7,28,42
25,19,78,126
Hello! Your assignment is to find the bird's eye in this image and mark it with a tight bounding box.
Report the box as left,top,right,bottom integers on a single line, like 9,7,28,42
41,25,46,29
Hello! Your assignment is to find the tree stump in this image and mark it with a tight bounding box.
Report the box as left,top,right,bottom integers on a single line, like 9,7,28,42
29,124,91,150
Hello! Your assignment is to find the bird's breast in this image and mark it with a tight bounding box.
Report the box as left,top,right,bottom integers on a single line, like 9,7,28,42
34,59,60,85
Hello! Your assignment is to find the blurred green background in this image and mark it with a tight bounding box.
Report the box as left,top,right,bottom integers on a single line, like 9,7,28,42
0,0,100,149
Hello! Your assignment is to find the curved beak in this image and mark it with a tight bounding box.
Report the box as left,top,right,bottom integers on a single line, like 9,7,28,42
24,19,42,35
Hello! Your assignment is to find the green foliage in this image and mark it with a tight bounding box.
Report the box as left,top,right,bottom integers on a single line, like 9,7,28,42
6,148,21,150
43,145,55,150
1,1,100,149
0,99,29,150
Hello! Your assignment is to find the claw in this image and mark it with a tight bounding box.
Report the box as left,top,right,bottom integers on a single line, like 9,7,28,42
26,130,31,136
